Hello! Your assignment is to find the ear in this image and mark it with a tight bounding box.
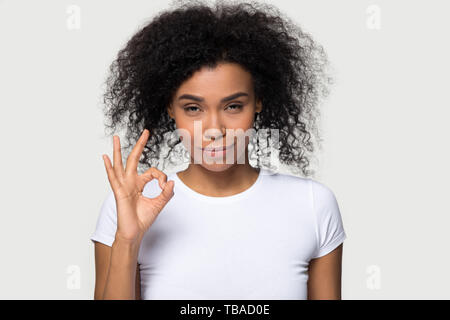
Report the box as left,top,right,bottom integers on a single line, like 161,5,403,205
255,99,262,113
167,104,174,119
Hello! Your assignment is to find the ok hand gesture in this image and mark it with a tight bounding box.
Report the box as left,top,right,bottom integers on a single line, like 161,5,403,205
102,129,175,244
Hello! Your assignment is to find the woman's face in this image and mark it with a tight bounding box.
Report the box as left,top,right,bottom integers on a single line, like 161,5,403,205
167,62,262,172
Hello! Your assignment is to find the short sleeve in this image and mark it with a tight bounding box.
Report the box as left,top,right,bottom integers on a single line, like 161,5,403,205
310,180,347,259
90,190,118,247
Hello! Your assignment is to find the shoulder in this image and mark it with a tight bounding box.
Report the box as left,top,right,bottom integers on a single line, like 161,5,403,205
261,170,339,205
261,169,310,187
259,169,311,200
308,179,344,234
309,179,339,210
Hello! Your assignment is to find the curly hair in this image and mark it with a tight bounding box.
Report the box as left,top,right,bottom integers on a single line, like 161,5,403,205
101,0,334,177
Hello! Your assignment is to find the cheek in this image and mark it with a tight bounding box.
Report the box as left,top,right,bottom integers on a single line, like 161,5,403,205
228,111,256,130
172,120,194,146
230,115,256,137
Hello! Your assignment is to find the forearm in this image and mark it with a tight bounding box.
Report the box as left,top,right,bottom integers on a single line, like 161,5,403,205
102,236,142,300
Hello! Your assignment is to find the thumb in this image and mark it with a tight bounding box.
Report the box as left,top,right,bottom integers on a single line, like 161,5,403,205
158,180,175,203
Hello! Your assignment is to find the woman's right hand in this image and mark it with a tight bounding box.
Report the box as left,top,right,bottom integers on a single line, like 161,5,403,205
102,129,175,244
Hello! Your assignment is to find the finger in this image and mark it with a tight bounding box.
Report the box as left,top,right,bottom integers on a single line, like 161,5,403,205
156,180,175,203
136,168,155,192
125,129,150,176
102,154,121,192
113,135,125,180
137,167,167,192
149,168,168,190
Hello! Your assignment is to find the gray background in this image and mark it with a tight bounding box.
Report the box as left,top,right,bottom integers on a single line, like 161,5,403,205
0,0,449,299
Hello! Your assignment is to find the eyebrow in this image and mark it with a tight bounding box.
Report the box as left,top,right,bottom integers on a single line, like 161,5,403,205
177,92,249,103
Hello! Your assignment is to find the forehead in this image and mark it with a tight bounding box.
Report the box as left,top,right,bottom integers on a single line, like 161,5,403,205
174,63,254,98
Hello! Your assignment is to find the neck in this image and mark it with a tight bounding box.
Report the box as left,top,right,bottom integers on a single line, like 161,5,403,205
177,163,260,197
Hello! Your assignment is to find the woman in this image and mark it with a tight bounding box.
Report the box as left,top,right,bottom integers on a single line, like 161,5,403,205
91,0,347,300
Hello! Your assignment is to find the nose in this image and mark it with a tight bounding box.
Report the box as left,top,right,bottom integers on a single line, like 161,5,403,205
204,128,225,141
203,113,225,141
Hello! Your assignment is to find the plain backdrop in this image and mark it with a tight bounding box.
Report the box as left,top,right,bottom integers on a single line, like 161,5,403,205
0,0,449,299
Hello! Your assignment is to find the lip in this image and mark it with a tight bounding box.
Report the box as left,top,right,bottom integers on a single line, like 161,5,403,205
198,143,235,151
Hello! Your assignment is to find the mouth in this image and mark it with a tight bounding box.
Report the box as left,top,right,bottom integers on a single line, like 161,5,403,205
197,143,235,156
202,144,234,151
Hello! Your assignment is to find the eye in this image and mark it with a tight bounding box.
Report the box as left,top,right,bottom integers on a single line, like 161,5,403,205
226,104,243,111
184,105,200,113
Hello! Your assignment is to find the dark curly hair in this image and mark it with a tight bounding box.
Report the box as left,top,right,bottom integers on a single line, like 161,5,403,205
101,0,334,177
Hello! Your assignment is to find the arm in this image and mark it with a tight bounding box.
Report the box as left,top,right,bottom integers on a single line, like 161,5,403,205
135,262,141,300
93,239,142,300
307,243,343,300
94,130,174,299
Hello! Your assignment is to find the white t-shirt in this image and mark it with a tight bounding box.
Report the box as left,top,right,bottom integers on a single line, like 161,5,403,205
90,168,347,300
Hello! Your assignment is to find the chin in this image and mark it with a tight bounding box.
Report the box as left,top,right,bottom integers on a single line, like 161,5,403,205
199,163,235,172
